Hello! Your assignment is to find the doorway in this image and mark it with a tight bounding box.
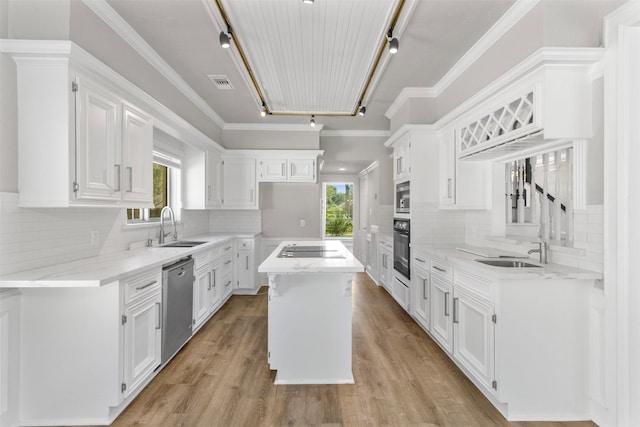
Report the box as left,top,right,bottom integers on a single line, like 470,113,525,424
322,182,354,249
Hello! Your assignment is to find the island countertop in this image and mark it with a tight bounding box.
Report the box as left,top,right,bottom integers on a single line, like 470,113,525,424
258,240,364,274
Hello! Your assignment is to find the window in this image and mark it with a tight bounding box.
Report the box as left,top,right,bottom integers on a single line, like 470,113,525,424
323,183,354,238
127,152,181,224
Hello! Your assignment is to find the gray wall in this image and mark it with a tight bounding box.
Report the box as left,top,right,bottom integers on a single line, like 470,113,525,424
0,53,18,191
259,182,321,238
223,129,319,149
587,77,604,205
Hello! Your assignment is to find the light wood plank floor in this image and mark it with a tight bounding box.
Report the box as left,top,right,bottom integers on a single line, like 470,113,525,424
108,273,595,427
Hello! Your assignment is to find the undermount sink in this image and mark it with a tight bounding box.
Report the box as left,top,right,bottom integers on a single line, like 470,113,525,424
476,259,541,268
159,241,207,248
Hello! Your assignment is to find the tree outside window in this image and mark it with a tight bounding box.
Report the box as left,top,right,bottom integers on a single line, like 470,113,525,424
325,183,353,237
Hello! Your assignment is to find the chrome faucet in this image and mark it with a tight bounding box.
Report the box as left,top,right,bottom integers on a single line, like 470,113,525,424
159,206,177,244
528,241,548,264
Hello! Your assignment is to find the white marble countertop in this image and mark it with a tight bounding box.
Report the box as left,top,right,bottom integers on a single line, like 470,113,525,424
259,240,364,274
0,233,259,288
411,243,602,281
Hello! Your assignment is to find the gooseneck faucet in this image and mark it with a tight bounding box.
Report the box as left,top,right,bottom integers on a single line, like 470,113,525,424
528,241,548,264
159,206,177,244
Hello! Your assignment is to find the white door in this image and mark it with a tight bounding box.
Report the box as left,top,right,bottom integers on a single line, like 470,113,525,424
222,158,257,209
453,288,495,394
193,266,211,330
259,158,287,181
430,276,453,354
121,103,153,204
75,80,120,202
288,158,316,182
122,293,161,398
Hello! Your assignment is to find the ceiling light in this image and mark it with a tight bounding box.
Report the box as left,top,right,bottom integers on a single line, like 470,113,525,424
302,0,314,3
388,29,398,54
339,167,347,171
260,103,267,117
358,104,366,116
219,27,231,49
310,115,316,127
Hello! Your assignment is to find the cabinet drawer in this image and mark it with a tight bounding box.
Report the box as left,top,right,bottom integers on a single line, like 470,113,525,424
193,249,211,269
220,253,233,276
237,239,253,250
221,242,234,256
454,268,494,302
222,273,233,289
431,258,453,282
123,268,162,305
413,251,430,269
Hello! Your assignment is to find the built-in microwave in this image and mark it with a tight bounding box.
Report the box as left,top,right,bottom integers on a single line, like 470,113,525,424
395,181,410,214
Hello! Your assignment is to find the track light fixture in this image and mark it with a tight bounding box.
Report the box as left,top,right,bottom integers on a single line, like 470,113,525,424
302,0,314,4
358,104,366,116
260,103,268,117
219,27,231,49
387,29,398,54
310,115,316,127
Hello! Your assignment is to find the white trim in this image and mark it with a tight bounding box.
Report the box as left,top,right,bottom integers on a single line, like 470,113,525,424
0,39,71,53
224,123,324,132
383,124,438,147
321,130,390,138
81,0,226,129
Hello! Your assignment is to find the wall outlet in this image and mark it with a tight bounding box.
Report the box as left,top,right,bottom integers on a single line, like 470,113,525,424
300,219,306,227
90,230,99,247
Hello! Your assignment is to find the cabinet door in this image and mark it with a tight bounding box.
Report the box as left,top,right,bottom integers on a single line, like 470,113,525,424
288,158,316,182
259,158,287,182
236,250,254,289
439,135,456,206
453,288,495,394
412,268,430,331
222,158,257,209
222,273,233,300
430,276,453,353
206,149,223,208
193,266,211,330
121,104,153,204
210,263,223,311
122,293,161,399
75,80,120,202
377,249,388,287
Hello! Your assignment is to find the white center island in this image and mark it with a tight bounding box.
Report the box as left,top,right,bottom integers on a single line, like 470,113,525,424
258,240,364,385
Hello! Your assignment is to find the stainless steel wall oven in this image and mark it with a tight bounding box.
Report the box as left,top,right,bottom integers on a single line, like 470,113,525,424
393,218,410,279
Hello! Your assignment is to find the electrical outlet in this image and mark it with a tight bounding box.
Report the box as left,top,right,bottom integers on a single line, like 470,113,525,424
90,230,99,247
300,219,306,227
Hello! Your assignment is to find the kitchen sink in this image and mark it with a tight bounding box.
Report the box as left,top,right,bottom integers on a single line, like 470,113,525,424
159,241,207,248
476,259,540,268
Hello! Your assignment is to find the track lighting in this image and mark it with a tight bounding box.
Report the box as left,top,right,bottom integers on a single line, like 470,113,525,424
310,115,316,127
219,27,231,49
260,103,267,117
358,104,366,116
387,29,398,54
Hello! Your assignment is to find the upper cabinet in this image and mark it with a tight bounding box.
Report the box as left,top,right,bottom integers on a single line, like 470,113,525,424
183,147,223,209
13,52,153,208
392,138,411,182
258,151,322,183
221,156,258,209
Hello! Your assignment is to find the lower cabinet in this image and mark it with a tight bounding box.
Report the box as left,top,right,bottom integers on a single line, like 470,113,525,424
411,253,430,331
377,237,393,291
193,262,213,331
235,236,261,293
430,274,453,353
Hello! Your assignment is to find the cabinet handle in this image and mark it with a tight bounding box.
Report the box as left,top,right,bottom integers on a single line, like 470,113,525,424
155,302,161,330
453,297,459,323
447,178,453,199
382,254,387,269
313,160,315,180
444,292,450,317
207,274,211,290
433,266,446,273
282,163,286,177
291,163,296,176
114,164,121,191
415,257,425,263
423,279,428,300
126,166,133,192
225,280,231,287
225,246,232,251
213,271,217,287
246,256,249,270
224,260,231,265
136,280,157,291
396,158,401,174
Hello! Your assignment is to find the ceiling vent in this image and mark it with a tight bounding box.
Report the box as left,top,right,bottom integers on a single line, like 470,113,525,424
208,75,234,90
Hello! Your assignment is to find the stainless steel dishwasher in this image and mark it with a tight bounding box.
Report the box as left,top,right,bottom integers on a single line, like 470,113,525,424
162,256,194,365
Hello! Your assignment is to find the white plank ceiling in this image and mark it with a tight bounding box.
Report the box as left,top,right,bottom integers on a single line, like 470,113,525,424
219,0,401,116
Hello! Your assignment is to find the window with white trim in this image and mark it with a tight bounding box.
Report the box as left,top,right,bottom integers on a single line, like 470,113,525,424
127,151,182,223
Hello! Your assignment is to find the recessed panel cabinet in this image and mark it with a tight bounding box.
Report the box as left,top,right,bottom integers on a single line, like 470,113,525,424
258,156,318,182
222,157,258,209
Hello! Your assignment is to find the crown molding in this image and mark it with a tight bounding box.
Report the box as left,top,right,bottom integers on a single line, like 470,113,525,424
82,0,226,129
321,130,391,138
224,123,324,132
385,0,540,120
0,39,72,53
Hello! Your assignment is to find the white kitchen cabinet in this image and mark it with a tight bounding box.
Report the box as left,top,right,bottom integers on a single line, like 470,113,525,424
193,263,212,330
439,134,456,206
121,103,154,204
222,157,258,209
411,252,430,331
377,237,393,291
235,237,259,292
183,147,223,210
258,155,318,183
453,281,495,395
122,291,161,399
392,138,411,182
430,258,454,354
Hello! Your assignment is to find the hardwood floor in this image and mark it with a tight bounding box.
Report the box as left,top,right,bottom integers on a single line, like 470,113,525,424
109,273,595,427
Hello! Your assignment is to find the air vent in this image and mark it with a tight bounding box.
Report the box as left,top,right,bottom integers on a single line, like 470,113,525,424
208,75,234,90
